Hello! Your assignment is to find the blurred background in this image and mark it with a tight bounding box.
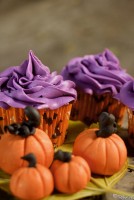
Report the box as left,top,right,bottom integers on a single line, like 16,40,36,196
0,0,134,76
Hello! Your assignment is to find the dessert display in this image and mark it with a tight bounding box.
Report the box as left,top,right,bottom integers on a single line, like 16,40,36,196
116,80,134,148
0,49,133,200
0,51,77,146
73,112,127,175
61,49,133,126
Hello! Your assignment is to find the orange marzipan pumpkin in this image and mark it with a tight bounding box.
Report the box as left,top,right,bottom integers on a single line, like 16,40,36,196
10,153,54,200
73,128,127,175
0,128,54,175
50,150,91,194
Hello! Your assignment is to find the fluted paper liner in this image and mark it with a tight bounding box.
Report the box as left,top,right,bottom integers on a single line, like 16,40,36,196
0,103,72,147
70,90,126,126
127,108,134,148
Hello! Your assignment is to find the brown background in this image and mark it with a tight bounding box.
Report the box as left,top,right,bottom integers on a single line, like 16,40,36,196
0,0,134,76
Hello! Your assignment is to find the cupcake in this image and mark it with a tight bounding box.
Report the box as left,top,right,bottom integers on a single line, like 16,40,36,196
115,81,134,148
61,49,133,126
0,50,77,147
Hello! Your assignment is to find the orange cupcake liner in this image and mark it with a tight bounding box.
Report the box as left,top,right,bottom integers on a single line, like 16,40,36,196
70,90,126,126
127,108,134,148
0,103,72,147
107,97,126,126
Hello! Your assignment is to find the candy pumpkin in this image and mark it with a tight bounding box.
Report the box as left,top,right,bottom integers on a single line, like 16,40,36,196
50,150,91,194
0,106,54,175
10,153,54,200
73,112,127,175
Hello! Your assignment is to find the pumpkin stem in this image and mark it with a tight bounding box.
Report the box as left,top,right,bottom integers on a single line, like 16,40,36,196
4,106,41,137
21,153,37,168
24,106,41,128
96,112,117,138
54,150,72,162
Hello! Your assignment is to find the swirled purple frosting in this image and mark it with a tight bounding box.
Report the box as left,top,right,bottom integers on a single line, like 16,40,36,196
116,81,134,110
0,51,77,109
61,49,133,96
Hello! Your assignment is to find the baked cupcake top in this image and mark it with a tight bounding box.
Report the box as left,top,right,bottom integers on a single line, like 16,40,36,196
0,51,77,109
61,49,133,96
115,81,134,110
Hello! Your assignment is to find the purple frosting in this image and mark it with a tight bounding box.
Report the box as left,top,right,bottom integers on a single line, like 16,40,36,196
116,81,134,110
61,49,133,96
0,51,77,109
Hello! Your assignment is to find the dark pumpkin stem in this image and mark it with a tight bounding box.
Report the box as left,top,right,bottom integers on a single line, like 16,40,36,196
54,150,72,162
4,106,41,137
96,112,117,138
21,153,36,168
24,106,41,128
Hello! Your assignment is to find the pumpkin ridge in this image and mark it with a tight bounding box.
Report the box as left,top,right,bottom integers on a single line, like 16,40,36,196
54,162,70,193
72,157,89,178
103,139,107,173
72,157,90,182
84,135,101,158
109,138,121,171
68,161,81,193
111,134,123,142
13,169,26,196
109,136,121,167
75,129,97,143
52,161,61,174
104,138,109,172
82,136,95,155
68,161,78,192
69,161,88,193
0,134,26,174
22,138,27,167
19,168,44,199
67,162,72,192
96,137,105,172
36,166,46,193
53,162,69,193
51,160,63,175
81,136,100,169
33,133,47,166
